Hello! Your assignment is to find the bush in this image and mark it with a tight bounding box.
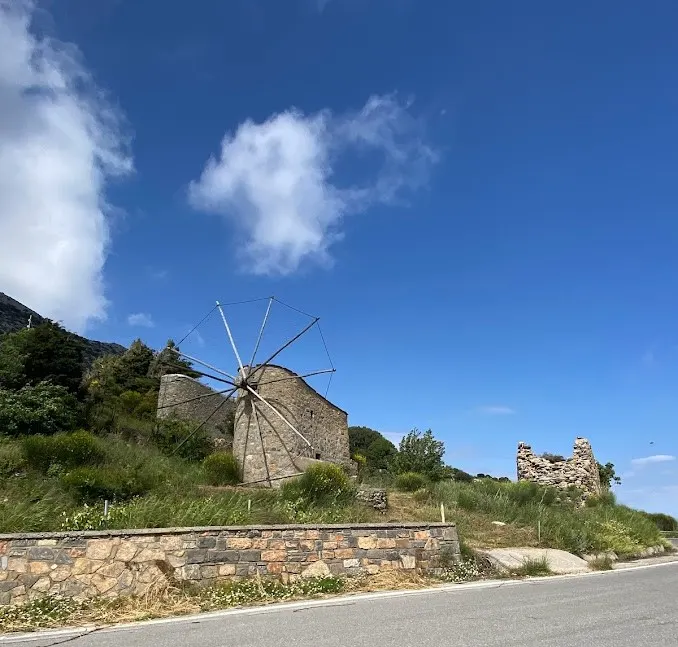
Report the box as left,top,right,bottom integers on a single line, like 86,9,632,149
281,463,355,504
0,382,80,437
22,431,105,473
151,417,212,461
203,453,240,486
61,466,155,504
0,439,25,477
645,512,678,532
394,472,428,492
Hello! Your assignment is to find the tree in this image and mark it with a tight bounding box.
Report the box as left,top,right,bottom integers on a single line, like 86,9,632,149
348,426,383,456
0,321,84,393
364,437,397,471
598,461,621,489
348,426,397,472
393,428,446,480
148,339,200,380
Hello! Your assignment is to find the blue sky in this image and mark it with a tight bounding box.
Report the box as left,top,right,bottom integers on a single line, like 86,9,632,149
1,0,678,515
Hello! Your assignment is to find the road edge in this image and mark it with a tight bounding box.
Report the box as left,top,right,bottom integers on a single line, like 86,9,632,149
2,557,678,643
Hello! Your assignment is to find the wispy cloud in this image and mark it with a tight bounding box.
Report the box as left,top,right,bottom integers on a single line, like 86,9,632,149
149,269,168,280
127,313,154,328
476,405,516,416
631,455,676,467
188,94,437,275
0,1,132,333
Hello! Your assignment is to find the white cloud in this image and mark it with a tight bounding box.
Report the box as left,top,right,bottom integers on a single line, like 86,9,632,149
476,405,516,416
127,313,154,328
0,1,132,333
631,455,676,467
188,94,436,275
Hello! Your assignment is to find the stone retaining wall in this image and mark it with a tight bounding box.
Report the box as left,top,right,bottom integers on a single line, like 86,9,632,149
0,523,459,606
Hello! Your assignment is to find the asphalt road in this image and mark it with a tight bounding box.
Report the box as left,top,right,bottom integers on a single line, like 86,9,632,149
3,562,678,647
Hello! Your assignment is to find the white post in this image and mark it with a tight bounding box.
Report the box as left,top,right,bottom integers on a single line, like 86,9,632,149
440,503,446,524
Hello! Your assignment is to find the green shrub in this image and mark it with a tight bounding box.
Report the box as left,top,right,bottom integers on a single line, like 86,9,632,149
645,512,678,532
0,439,25,477
395,472,428,492
22,431,105,473
0,382,80,437
61,466,155,504
585,492,617,508
281,463,355,504
151,417,212,461
203,453,240,486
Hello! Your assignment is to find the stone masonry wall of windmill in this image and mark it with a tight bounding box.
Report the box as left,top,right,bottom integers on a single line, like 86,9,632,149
156,374,235,450
233,364,353,486
516,437,602,500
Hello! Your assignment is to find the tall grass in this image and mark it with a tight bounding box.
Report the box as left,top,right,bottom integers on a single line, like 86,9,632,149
428,479,664,557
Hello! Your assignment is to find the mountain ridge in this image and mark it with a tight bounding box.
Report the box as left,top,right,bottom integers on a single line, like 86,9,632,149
0,292,126,365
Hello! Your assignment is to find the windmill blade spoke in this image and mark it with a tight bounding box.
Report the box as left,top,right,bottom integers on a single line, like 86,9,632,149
256,368,336,386
159,361,236,388
252,402,271,486
245,386,312,448
157,387,235,410
172,349,237,382
216,301,246,375
248,297,273,370
170,388,237,456
249,318,319,378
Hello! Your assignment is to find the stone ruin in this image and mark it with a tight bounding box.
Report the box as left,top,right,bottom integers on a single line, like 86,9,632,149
156,365,353,487
516,437,602,500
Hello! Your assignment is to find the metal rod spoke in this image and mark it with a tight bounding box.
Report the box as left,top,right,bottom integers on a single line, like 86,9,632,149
171,349,237,381
245,386,312,448
256,368,336,386
248,297,273,370
170,388,237,456
157,387,235,410
159,361,236,387
252,403,271,487
217,301,246,376
249,318,319,378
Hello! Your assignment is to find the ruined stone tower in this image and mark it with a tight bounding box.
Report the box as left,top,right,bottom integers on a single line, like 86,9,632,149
516,437,602,499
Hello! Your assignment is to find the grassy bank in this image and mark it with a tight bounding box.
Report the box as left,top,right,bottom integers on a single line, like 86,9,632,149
0,436,669,561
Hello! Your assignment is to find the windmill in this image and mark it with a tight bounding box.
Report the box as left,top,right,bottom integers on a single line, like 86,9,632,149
156,297,349,487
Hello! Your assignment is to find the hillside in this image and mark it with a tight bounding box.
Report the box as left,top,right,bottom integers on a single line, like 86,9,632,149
0,292,125,366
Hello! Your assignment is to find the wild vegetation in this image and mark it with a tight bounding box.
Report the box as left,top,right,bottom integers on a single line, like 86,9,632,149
0,320,674,563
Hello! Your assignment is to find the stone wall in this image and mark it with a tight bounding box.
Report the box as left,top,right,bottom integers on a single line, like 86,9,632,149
157,374,235,449
233,365,353,486
0,523,459,606
517,437,602,499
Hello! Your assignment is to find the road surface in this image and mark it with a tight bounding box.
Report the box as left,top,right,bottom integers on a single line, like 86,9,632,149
2,562,677,646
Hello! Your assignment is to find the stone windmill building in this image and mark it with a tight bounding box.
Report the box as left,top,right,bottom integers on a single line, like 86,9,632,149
233,364,352,485
154,297,354,487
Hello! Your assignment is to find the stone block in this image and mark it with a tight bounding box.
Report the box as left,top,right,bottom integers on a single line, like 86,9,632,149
376,538,396,549
357,537,377,550
197,537,217,549
334,548,354,559
218,564,236,576
26,558,49,574
301,560,330,579
86,541,113,561
343,558,360,569
261,550,286,562
206,550,240,563
50,565,73,583
226,538,252,550
26,546,55,561
238,550,262,563
267,562,284,574
185,549,208,564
